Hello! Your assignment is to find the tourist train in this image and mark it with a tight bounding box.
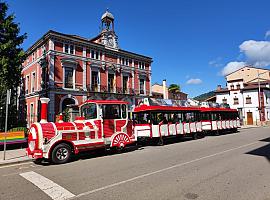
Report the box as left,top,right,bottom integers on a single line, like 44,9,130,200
26,98,240,164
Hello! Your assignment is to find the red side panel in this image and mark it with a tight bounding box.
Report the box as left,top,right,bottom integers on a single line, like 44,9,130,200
115,119,127,132
103,119,115,138
40,123,55,140
62,132,77,141
126,120,133,137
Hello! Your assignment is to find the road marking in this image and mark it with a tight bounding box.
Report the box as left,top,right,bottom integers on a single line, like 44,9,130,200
20,171,75,200
74,141,259,199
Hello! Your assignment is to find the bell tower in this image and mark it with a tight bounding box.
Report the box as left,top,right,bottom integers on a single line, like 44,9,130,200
100,9,119,49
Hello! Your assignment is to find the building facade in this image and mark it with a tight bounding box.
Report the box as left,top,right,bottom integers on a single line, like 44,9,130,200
152,81,187,100
216,66,270,125
20,10,152,125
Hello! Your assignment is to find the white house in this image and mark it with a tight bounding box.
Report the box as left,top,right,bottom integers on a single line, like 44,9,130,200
216,66,270,125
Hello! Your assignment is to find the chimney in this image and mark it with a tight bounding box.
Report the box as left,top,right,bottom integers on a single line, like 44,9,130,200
40,97,50,123
162,79,167,99
217,85,222,91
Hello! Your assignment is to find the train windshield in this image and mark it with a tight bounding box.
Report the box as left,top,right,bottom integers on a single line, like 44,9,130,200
80,103,97,119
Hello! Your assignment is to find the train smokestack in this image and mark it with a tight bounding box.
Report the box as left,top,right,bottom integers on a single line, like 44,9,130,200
162,79,167,99
40,97,50,123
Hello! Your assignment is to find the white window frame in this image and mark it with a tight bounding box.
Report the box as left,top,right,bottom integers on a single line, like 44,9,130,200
26,75,30,94
139,77,146,95
91,68,100,92
31,71,36,93
63,43,76,55
63,65,76,90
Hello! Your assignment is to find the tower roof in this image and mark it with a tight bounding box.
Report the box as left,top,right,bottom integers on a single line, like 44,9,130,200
101,10,114,20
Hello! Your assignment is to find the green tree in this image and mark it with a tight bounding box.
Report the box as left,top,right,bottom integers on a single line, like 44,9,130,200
0,2,27,130
168,84,181,93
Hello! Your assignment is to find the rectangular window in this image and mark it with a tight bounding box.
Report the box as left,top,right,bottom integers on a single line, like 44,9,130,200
102,104,121,119
70,45,74,54
64,44,69,53
125,59,129,66
81,103,97,120
233,98,239,105
123,76,128,93
95,51,99,60
91,50,95,59
64,44,75,54
246,97,252,104
31,72,36,93
64,67,74,88
236,84,240,90
230,85,234,90
108,74,114,93
26,76,29,94
222,98,227,104
139,79,145,94
91,71,99,91
32,52,35,61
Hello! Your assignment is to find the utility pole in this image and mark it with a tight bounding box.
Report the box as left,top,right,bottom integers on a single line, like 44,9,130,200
3,89,11,160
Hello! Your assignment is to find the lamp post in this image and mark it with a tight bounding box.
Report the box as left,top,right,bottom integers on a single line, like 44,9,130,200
257,70,269,124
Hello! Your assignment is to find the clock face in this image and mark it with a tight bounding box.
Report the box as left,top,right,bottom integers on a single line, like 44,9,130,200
107,37,114,47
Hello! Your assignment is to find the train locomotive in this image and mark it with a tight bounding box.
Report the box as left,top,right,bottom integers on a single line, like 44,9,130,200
26,98,135,164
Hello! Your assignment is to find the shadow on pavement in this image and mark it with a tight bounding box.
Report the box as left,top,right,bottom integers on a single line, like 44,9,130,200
0,142,27,151
246,137,270,162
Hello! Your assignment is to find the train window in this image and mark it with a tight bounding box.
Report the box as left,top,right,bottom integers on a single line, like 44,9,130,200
81,103,97,119
102,104,121,119
134,112,150,124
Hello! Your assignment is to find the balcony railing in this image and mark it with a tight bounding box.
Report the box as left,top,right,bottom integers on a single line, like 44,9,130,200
86,84,138,95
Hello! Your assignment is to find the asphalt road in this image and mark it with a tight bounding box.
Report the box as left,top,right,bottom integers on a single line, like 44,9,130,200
0,127,270,200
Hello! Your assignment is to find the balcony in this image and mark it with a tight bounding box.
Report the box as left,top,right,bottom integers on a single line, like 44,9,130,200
86,84,136,95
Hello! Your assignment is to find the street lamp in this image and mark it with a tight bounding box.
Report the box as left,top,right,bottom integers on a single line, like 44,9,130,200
257,70,269,123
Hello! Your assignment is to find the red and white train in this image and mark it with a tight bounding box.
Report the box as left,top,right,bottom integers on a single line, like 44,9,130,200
133,104,240,144
26,98,135,164
26,98,240,164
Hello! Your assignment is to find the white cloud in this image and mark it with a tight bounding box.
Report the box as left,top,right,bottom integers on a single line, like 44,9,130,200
239,40,270,67
221,39,270,76
186,78,202,85
265,30,270,39
209,57,223,67
221,61,246,76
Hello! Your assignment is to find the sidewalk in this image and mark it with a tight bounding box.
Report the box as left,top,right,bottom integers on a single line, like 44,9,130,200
0,148,31,166
240,125,269,129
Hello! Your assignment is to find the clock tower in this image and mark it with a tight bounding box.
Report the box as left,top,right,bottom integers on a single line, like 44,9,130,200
100,9,119,49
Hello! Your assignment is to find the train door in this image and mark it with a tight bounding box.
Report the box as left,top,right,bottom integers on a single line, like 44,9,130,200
101,104,121,138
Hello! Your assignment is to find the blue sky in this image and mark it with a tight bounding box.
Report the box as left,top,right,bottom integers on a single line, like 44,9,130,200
5,0,270,97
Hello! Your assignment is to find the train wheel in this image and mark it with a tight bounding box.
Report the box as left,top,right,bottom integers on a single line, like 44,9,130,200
33,158,43,165
192,133,198,140
51,143,71,164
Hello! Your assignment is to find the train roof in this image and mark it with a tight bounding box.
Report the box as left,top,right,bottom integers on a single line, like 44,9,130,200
81,100,129,105
199,107,238,112
133,105,201,112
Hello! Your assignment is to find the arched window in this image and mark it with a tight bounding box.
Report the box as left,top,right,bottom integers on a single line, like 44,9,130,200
62,98,75,112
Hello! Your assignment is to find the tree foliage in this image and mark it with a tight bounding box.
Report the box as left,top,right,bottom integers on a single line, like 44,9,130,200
0,2,27,129
168,84,180,93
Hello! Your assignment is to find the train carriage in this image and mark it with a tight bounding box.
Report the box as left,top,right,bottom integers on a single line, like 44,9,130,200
26,98,135,164
200,107,240,134
133,104,203,144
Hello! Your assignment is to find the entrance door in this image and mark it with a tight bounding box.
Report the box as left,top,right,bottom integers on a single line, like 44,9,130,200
247,112,253,125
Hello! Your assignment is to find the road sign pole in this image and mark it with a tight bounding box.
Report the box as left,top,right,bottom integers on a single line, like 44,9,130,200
3,89,11,160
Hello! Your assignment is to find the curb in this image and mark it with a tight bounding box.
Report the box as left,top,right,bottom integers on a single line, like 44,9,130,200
0,158,32,167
